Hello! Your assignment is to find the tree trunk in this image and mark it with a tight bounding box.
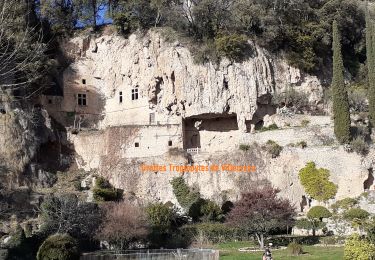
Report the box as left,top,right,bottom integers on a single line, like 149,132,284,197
255,233,265,249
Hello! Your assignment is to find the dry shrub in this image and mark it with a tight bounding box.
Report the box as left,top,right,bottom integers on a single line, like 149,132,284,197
96,201,149,250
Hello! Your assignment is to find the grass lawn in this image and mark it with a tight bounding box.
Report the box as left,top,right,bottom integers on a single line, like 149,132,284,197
215,241,344,260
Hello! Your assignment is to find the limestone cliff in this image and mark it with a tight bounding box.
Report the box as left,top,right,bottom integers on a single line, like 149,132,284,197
44,28,374,213
60,29,323,131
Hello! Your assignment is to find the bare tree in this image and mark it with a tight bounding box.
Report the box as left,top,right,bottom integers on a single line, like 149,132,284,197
0,0,46,99
96,201,149,250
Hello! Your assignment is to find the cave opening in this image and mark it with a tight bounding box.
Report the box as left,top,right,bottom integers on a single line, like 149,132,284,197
364,168,374,191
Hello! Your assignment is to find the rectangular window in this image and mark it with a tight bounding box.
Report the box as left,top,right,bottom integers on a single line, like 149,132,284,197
149,113,155,124
135,142,139,147
168,140,172,146
77,93,87,106
82,79,86,84
119,91,123,103
131,88,139,100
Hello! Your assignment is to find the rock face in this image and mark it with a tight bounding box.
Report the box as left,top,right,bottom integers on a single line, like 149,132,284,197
49,28,374,213
59,29,323,131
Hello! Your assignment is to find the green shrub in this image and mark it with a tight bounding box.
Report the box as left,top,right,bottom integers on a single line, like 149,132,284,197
301,120,310,127
260,123,279,132
93,177,123,202
239,144,250,151
344,234,375,260
36,234,79,260
350,137,369,156
287,241,304,256
170,177,200,210
189,199,223,222
263,140,282,158
272,87,309,111
343,208,370,221
307,206,332,220
331,198,359,213
214,33,250,62
180,223,247,244
299,162,338,202
320,236,345,246
146,202,177,234
297,141,307,148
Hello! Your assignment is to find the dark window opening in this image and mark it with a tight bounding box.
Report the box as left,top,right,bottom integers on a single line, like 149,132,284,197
135,142,139,147
82,79,86,84
77,93,87,106
119,91,123,103
168,140,172,146
48,99,52,104
149,113,155,124
131,88,139,100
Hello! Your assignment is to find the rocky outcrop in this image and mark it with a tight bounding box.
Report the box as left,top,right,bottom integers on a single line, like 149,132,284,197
62,29,323,131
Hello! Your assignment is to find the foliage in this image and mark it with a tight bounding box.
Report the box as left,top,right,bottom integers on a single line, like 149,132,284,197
263,140,282,158
189,198,224,222
93,176,123,202
272,87,309,112
298,162,338,202
350,137,369,156
342,208,370,221
295,218,326,234
180,223,247,244
307,206,332,220
287,242,304,256
260,124,279,132
332,20,351,144
146,202,177,234
170,177,200,210
297,141,307,149
331,197,359,213
239,144,250,151
226,186,295,248
344,234,375,260
96,201,149,250
40,0,78,35
348,86,368,113
214,33,250,62
36,234,79,260
39,194,102,239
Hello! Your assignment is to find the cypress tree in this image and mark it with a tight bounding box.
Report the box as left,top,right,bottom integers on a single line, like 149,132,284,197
332,20,351,144
367,3,375,127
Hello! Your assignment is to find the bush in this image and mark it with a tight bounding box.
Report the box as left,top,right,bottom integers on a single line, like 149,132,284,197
260,123,279,132
344,234,375,260
36,234,79,260
170,177,200,210
320,236,345,246
297,141,307,148
287,241,304,256
214,33,250,62
272,87,309,112
299,162,338,202
93,177,123,202
263,140,282,158
348,86,368,113
343,208,370,221
239,144,250,151
180,223,247,244
350,137,369,156
307,206,332,220
301,120,310,127
331,198,359,213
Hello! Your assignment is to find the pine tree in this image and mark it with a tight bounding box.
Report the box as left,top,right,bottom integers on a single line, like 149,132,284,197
332,20,351,144
367,3,375,128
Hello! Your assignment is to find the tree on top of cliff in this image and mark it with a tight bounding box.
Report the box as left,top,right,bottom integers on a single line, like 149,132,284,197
226,186,295,249
332,20,351,144
298,162,338,202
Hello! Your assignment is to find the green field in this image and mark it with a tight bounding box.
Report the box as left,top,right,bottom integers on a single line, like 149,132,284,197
216,241,344,260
